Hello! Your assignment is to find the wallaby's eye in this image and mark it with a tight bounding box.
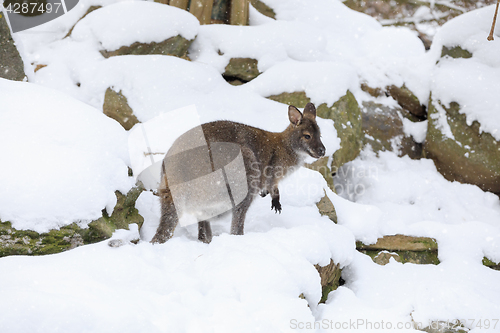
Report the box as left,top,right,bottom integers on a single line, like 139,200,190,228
304,134,311,140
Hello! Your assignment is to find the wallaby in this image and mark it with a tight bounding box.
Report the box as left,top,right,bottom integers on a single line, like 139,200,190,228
151,103,325,244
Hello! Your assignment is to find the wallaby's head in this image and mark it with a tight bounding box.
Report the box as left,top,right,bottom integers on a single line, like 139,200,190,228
287,103,326,159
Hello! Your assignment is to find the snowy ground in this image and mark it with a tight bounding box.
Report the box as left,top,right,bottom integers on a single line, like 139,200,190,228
1,0,500,332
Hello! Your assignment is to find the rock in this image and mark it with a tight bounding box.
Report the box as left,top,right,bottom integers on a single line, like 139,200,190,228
267,91,363,189
0,185,144,257
0,14,26,81
315,192,337,222
315,259,342,303
250,0,276,19
362,101,423,159
357,235,439,265
223,58,260,83
358,234,438,251
102,88,140,130
361,83,426,119
318,91,363,173
386,85,426,119
373,251,401,265
424,99,500,194
100,35,193,59
420,321,468,333
482,257,500,271
441,45,472,59
267,91,310,109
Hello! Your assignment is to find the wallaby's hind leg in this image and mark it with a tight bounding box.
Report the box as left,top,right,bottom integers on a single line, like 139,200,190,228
230,194,254,235
198,221,212,243
151,188,178,244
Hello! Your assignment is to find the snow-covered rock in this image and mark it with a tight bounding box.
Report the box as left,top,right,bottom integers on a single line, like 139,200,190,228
426,5,500,193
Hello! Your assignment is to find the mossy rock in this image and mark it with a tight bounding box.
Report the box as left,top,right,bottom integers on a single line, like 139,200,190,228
424,98,500,194
0,14,26,81
315,259,342,303
268,90,363,187
223,58,260,83
267,91,310,109
0,184,144,257
100,35,193,59
317,91,363,173
441,45,472,59
483,257,500,271
357,235,440,265
360,249,440,265
103,87,140,130
357,234,438,251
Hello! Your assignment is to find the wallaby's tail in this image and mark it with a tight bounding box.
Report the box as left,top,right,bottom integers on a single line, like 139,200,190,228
151,166,178,244
151,187,178,244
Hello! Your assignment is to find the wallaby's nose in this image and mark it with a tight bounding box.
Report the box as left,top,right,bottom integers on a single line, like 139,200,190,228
318,146,326,157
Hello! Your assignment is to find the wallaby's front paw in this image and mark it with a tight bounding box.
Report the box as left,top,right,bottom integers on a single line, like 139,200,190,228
260,190,269,197
271,197,282,214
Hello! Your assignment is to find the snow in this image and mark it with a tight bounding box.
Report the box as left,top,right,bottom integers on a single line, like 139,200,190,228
430,4,500,140
0,78,132,232
1,0,500,332
402,118,427,143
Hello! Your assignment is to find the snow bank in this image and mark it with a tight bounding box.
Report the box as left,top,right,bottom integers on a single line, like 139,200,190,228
190,20,327,73
0,167,355,333
335,150,500,233
0,78,132,232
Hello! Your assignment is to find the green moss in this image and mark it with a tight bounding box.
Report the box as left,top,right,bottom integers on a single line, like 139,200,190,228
267,91,310,109
315,260,342,303
356,235,438,252
360,249,440,265
483,257,500,271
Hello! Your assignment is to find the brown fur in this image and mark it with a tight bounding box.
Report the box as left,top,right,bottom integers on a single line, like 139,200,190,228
151,103,325,244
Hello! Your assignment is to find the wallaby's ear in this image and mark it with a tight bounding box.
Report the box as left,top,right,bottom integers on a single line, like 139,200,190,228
303,103,316,119
288,106,303,126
